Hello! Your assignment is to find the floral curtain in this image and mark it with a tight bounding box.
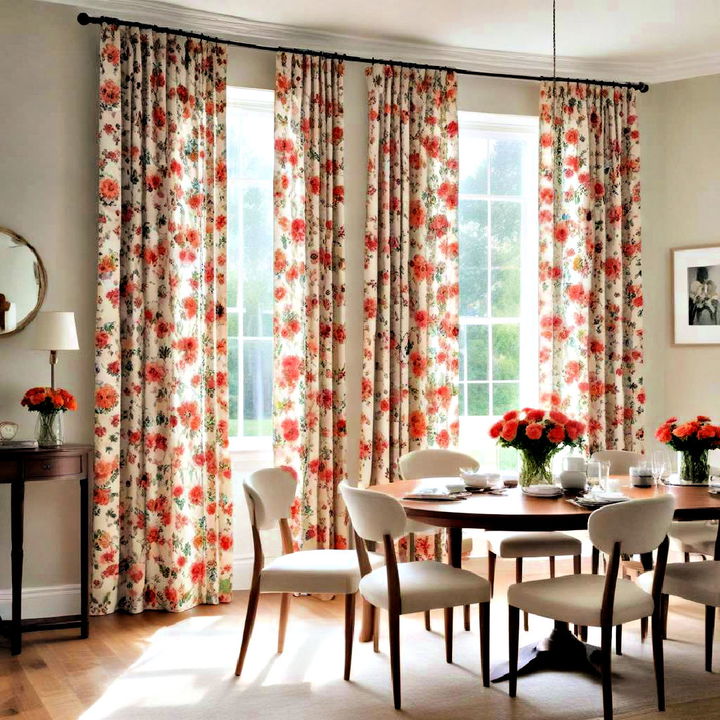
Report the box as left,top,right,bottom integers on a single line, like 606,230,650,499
359,65,460,505
272,52,348,550
93,24,231,614
538,82,644,453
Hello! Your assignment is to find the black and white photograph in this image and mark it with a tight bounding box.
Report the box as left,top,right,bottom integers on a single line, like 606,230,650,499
674,246,720,343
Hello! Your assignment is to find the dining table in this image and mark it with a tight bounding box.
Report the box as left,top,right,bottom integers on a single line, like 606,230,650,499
358,476,720,681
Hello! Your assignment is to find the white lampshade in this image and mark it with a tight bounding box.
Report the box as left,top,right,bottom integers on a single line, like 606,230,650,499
28,311,79,351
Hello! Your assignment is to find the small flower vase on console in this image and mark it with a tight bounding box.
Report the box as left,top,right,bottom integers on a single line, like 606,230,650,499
655,415,719,485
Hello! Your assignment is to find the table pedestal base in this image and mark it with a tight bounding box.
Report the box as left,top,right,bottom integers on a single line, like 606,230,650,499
492,622,600,682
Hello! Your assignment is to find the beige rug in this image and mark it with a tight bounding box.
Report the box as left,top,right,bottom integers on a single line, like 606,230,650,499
79,592,720,720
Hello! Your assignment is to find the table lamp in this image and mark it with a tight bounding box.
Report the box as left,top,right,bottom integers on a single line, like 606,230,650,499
27,311,79,388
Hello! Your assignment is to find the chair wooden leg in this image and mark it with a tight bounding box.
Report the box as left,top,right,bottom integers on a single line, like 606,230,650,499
488,550,496,596
572,555,584,638
662,593,669,639
464,604,471,632
235,582,261,677
389,610,401,710
479,602,490,687
615,624,622,656
444,607,453,663
592,546,600,575
516,558,528,631
652,610,666,711
641,616,648,643
685,552,691,563
408,532,415,562
344,593,356,681
601,624,613,720
373,606,380,653
509,605,519,698
706,605,715,672
277,592,290,653
549,555,556,578
424,610,431,631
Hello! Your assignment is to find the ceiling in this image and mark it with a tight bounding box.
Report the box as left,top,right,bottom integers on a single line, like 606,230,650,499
55,0,720,82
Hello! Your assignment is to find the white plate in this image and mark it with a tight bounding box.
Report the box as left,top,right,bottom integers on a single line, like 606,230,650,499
522,485,563,498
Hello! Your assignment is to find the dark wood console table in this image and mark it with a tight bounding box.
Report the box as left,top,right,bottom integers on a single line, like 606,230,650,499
0,443,92,655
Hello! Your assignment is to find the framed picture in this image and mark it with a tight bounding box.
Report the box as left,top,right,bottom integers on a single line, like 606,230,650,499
673,245,720,344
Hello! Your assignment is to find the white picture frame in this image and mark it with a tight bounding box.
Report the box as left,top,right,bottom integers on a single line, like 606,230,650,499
673,245,720,344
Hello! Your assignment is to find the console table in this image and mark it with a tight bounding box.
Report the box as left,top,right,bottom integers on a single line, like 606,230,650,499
0,443,92,655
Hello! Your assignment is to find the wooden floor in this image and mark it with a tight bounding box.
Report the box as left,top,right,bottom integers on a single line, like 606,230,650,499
2,557,720,720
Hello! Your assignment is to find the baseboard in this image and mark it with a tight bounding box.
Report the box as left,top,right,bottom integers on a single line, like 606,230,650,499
0,559,272,618
0,584,81,619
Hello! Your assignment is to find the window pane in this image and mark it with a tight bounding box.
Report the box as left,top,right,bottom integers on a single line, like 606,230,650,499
227,311,239,338
493,324,520,380
243,339,272,436
493,382,519,415
497,446,519,471
491,267,521,317
467,383,489,416
491,200,521,269
466,325,488,380
459,382,466,416
490,138,523,196
228,107,274,181
459,134,488,195
459,199,488,317
242,184,273,337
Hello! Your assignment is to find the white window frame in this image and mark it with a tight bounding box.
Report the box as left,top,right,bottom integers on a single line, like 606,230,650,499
458,112,539,448
227,86,275,454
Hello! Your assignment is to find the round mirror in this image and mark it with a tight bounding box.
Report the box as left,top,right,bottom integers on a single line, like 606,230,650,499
0,227,47,337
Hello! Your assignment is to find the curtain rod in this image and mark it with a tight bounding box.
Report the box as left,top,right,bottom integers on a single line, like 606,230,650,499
77,12,650,93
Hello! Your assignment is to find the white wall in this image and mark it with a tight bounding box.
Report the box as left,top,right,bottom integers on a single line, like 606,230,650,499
0,0,97,616
640,75,720,459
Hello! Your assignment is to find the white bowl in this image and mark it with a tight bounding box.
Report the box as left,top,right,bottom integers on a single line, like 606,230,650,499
460,471,498,489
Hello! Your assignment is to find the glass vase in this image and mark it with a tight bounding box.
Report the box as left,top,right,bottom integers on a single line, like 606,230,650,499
519,449,554,487
35,411,63,447
679,448,709,484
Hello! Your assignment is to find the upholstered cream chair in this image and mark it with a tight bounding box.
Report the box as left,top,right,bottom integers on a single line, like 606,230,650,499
341,482,491,710
639,526,719,671
235,468,384,680
398,448,476,631
669,520,717,560
590,449,644,475
507,495,675,720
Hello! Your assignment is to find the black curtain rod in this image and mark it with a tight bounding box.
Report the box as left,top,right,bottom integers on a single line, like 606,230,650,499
77,12,650,93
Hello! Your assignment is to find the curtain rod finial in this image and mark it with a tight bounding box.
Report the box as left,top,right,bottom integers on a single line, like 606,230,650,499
639,82,650,93
77,12,90,25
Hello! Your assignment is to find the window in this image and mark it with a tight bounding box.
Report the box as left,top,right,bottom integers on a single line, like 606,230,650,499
227,87,274,451
457,112,539,467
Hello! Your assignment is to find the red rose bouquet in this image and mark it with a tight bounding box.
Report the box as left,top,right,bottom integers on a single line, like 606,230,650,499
21,387,76,446
489,408,586,486
654,415,720,483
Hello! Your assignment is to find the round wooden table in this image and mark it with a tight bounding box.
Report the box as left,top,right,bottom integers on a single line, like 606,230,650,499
360,478,720,680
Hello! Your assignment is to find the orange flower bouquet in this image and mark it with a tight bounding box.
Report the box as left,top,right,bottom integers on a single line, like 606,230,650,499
490,408,586,487
654,415,720,483
21,387,77,446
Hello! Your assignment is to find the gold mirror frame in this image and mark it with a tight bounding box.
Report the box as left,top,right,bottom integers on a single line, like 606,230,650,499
0,226,47,338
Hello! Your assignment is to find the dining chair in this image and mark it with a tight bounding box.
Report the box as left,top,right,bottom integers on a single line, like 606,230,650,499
235,468,384,681
507,495,676,720
341,482,491,710
398,448,476,631
590,449,644,475
669,520,717,561
639,524,720,671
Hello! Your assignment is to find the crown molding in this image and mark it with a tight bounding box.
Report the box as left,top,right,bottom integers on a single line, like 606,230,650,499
46,0,720,84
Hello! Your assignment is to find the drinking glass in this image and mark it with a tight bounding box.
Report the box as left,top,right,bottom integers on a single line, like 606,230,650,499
598,461,614,492
586,461,601,490
651,450,669,485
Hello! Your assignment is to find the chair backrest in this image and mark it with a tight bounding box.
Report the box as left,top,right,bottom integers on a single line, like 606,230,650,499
244,467,296,531
341,483,408,543
399,448,478,480
590,449,644,475
588,495,676,556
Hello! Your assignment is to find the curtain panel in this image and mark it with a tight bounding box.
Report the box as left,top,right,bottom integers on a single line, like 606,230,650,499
272,52,349,550
359,64,460,504
93,24,232,614
538,82,644,453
